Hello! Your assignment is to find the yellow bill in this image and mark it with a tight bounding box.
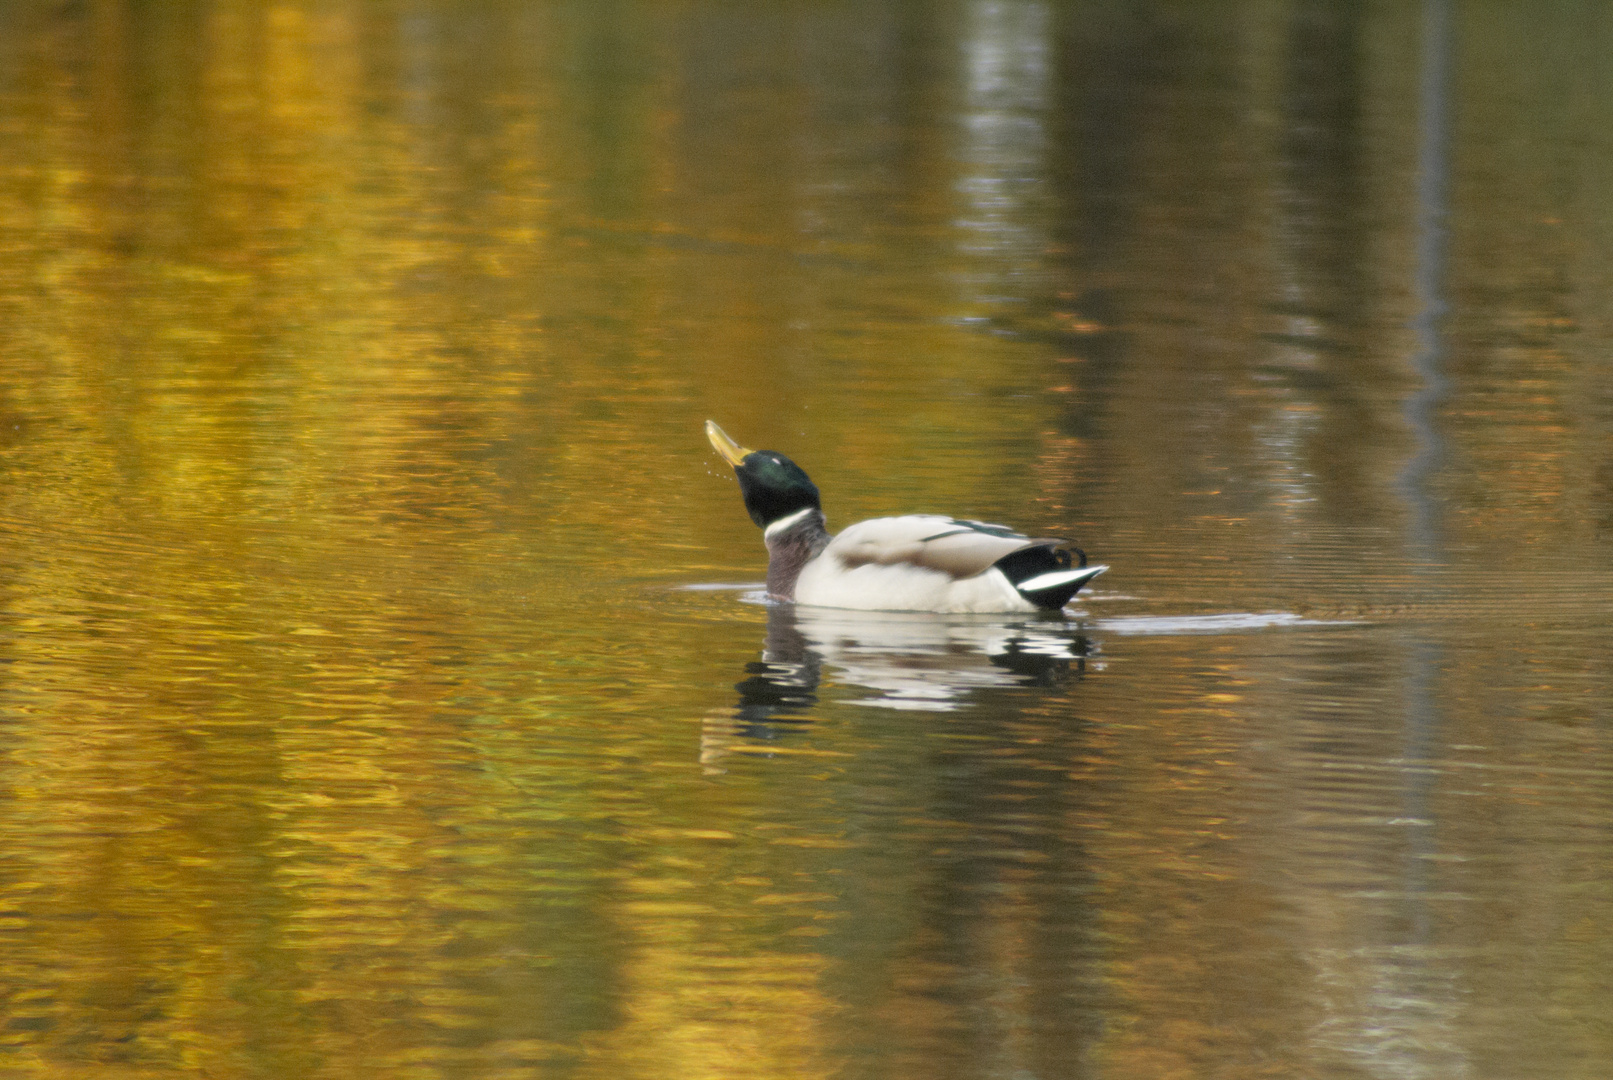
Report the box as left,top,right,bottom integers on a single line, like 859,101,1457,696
705,420,754,467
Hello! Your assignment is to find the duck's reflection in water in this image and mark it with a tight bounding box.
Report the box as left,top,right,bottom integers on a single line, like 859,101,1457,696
730,608,822,736
704,604,1093,769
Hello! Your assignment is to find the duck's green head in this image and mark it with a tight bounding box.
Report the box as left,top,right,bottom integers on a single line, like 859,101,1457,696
706,420,821,529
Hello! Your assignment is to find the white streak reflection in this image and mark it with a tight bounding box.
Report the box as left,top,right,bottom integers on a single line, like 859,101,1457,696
954,0,1054,301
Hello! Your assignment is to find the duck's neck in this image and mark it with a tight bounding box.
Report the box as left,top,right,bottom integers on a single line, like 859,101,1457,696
762,507,830,600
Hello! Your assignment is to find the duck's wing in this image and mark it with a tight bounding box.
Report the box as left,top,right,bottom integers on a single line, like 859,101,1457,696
827,516,1054,579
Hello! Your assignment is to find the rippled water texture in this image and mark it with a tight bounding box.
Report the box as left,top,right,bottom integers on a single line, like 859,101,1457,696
3,3,1612,1078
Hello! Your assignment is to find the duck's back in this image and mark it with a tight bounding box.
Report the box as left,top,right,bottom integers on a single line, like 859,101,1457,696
795,515,1041,613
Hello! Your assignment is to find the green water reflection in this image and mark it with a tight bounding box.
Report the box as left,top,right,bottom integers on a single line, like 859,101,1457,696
3,2,1613,1078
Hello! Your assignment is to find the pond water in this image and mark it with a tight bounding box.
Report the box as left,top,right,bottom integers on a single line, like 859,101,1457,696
3,2,1613,1078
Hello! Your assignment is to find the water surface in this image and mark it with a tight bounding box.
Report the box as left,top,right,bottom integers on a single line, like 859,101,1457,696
3,3,1613,1078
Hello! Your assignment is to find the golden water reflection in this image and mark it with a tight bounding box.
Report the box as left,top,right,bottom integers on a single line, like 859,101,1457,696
3,2,1613,1078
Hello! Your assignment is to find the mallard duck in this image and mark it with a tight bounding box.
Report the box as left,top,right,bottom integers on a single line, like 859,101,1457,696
706,421,1106,613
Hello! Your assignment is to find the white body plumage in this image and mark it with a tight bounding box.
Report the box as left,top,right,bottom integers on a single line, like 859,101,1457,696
797,556,1032,612
781,513,1105,614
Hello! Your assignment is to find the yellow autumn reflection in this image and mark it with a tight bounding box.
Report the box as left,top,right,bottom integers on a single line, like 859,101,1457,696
3,2,1613,1080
